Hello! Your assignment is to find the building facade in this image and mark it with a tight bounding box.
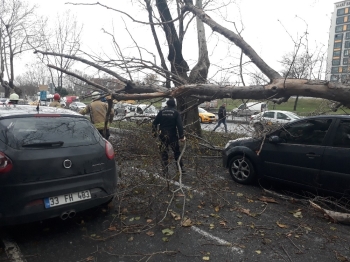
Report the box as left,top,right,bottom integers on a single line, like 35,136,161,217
327,1,350,82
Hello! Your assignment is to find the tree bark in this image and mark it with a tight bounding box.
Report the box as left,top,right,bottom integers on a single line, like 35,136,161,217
183,1,280,80
293,96,299,111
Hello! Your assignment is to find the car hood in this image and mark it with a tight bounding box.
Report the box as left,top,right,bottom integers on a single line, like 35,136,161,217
199,112,215,117
225,136,259,148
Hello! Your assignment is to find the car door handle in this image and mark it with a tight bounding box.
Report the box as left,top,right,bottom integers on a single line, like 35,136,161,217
306,153,320,158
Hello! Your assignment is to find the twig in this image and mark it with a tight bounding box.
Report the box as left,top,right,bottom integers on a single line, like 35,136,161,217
159,140,187,224
281,245,293,262
287,236,304,254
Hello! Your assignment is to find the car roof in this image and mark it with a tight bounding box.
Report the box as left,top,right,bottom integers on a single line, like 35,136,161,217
0,105,82,118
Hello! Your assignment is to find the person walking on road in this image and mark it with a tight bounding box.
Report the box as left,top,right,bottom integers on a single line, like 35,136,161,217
213,103,228,133
152,98,186,176
79,91,114,140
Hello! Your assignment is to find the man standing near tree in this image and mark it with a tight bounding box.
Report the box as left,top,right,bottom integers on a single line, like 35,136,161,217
213,103,227,133
152,98,186,176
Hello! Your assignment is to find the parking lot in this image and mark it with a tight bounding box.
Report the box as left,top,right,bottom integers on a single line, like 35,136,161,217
1,144,349,262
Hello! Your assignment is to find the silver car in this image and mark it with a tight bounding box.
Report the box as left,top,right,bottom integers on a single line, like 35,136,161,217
69,102,87,112
250,110,300,131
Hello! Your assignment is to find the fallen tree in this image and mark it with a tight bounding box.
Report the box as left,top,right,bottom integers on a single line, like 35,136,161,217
34,1,350,136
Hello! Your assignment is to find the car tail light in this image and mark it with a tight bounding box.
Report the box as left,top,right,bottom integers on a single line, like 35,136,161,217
105,139,115,160
0,152,13,173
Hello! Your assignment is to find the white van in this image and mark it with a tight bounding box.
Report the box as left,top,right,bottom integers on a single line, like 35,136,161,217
232,102,268,117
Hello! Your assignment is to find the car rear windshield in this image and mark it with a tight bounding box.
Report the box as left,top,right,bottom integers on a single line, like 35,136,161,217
0,116,100,149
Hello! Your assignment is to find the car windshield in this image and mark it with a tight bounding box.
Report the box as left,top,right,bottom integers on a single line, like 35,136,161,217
75,102,86,107
0,117,100,149
198,108,207,113
285,112,300,119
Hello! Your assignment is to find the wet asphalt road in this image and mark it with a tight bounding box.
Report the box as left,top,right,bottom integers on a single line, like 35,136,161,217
1,158,349,262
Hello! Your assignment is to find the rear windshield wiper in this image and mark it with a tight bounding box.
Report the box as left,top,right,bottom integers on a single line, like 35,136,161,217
22,141,64,148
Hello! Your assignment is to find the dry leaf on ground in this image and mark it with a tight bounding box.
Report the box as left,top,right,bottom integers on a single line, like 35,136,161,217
162,228,174,236
276,222,289,228
258,196,278,203
182,218,192,227
146,231,155,237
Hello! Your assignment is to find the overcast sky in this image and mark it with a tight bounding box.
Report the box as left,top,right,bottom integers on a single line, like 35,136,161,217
19,0,334,83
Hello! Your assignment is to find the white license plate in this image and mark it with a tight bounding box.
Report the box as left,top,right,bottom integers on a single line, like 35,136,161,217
44,190,91,209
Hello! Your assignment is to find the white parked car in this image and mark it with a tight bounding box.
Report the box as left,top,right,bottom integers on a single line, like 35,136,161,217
69,102,86,112
0,98,9,105
125,104,158,121
250,110,300,131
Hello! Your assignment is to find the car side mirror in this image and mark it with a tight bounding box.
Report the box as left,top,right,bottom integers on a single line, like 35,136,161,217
269,135,281,143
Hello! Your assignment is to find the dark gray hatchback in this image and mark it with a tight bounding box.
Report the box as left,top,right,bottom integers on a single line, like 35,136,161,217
223,115,350,196
0,105,117,226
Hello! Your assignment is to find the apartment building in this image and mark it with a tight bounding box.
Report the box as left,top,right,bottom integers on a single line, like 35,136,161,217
327,1,350,82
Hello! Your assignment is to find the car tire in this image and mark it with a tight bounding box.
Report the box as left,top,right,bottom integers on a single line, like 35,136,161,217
253,123,264,132
229,155,255,184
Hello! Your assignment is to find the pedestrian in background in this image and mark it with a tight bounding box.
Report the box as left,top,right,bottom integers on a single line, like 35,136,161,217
152,98,186,176
80,91,114,140
213,103,227,133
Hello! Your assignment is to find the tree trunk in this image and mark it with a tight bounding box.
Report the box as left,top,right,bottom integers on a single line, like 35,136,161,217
178,96,202,135
293,96,299,111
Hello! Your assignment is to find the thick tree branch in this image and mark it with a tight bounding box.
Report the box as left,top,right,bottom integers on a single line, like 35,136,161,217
34,50,137,90
183,1,281,80
188,0,210,84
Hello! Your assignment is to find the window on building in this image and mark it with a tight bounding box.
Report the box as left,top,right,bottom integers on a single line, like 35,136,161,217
333,59,341,66
345,50,349,56
331,67,339,73
334,42,343,48
334,50,341,57
344,58,349,65
345,41,350,48
337,17,345,24
341,74,348,83
338,8,345,16
336,33,344,40
331,75,339,81
346,33,350,39
336,25,343,32
343,66,349,72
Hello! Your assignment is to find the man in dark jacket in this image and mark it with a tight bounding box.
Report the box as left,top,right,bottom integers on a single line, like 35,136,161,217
152,99,186,176
213,103,227,133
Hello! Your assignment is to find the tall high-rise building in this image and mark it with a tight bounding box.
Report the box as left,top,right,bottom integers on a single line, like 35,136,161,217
327,1,350,82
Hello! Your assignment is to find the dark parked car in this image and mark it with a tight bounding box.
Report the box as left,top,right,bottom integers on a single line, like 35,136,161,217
223,115,350,196
0,105,117,226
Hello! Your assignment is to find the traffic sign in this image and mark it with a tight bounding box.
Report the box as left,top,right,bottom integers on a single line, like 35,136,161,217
40,91,47,101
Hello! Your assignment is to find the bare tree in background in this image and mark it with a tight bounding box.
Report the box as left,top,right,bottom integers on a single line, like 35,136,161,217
0,0,45,97
41,10,82,93
280,48,326,110
15,62,50,97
